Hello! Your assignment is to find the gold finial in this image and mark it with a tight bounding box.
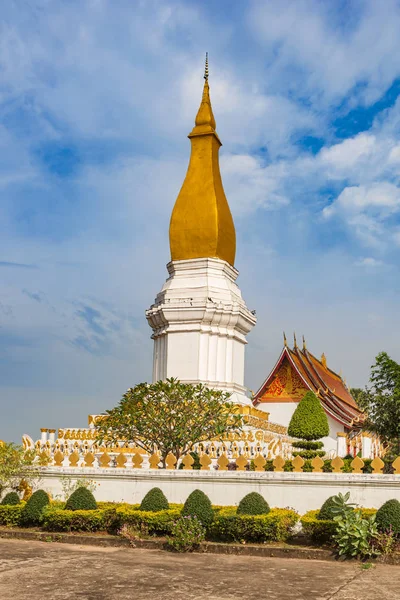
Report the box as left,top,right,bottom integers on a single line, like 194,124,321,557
283,332,287,347
204,52,209,81
321,353,327,368
293,332,297,349
302,335,306,350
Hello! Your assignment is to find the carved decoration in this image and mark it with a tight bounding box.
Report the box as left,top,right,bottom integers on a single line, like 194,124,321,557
217,453,229,471
350,456,364,474
99,452,111,468
69,451,80,467
311,456,324,473
253,454,266,472
273,456,285,472
84,452,95,467
292,455,304,472
132,452,143,469
261,359,308,400
116,453,127,468
181,454,194,470
235,455,247,471
200,453,212,471
331,456,344,473
53,450,64,467
392,457,400,475
371,456,384,474
149,453,160,469
165,453,177,470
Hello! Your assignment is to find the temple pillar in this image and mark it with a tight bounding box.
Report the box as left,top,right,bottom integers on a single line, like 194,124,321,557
40,428,48,445
361,433,372,459
336,432,347,457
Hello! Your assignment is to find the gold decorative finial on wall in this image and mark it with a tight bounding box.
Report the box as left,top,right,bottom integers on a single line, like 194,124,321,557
204,52,209,81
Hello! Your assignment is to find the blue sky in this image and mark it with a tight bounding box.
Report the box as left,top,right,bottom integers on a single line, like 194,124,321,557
1,0,400,442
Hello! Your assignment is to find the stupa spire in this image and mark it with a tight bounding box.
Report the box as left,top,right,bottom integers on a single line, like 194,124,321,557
169,55,236,266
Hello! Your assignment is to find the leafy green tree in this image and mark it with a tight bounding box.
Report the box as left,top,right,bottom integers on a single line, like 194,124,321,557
288,391,329,458
96,378,243,468
361,352,400,455
350,387,369,410
0,442,38,499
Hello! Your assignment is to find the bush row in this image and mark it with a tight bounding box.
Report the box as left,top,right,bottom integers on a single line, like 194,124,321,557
40,505,298,543
301,508,378,543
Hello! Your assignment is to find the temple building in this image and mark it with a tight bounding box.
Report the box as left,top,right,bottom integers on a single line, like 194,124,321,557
26,57,377,461
253,335,364,454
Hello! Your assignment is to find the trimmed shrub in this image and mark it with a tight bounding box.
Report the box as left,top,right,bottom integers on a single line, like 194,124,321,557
301,510,336,543
181,490,214,526
1,492,20,506
65,487,97,511
139,488,169,512
42,508,106,532
237,492,270,516
0,504,25,527
21,489,50,526
318,496,338,521
376,499,400,535
209,508,298,543
288,391,329,459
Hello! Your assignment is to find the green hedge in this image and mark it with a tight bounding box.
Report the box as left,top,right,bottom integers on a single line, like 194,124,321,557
42,508,106,532
301,508,377,544
0,504,25,527
209,508,298,543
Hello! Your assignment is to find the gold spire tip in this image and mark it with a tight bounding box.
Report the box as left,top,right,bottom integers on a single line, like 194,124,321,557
283,332,287,347
293,332,297,349
204,52,209,81
302,335,306,350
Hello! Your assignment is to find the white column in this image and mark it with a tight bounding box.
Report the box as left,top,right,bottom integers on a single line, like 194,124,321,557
336,432,347,457
48,429,56,444
361,433,372,459
40,428,48,444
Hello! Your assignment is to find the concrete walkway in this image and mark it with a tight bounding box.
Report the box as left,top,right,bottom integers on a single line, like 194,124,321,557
0,538,399,600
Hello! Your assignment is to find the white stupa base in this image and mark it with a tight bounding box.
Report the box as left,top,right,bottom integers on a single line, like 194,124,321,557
146,258,256,406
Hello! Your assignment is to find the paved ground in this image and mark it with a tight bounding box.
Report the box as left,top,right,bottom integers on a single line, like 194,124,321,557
0,538,400,600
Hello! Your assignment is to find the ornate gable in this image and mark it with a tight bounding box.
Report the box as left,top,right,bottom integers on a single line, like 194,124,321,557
258,357,309,403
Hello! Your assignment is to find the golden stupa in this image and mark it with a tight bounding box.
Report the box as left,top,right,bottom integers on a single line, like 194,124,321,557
169,54,236,266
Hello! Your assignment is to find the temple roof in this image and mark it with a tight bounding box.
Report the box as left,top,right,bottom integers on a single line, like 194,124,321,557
169,54,236,266
253,339,364,429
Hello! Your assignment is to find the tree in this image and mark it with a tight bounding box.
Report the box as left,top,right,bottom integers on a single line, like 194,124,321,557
361,352,400,455
0,442,38,499
96,378,243,468
350,387,369,410
287,391,329,458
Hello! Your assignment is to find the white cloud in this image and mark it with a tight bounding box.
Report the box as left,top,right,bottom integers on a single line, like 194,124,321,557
354,257,384,268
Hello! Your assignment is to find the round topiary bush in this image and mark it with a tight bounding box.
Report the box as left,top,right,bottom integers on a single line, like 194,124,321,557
181,489,214,526
288,391,329,459
65,487,97,511
237,492,270,516
318,496,337,520
376,499,400,534
0,491,21,506
139,487,169,512
21,489,50,525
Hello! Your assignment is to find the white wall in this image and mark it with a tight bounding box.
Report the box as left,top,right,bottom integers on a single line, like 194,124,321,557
38,468,400,514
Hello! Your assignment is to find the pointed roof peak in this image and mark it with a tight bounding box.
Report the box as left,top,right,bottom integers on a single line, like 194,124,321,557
204,52,209,81
293,332,298,349
190,53,217,136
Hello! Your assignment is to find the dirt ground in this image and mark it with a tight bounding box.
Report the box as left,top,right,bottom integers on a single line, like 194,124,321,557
0,538,400,600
